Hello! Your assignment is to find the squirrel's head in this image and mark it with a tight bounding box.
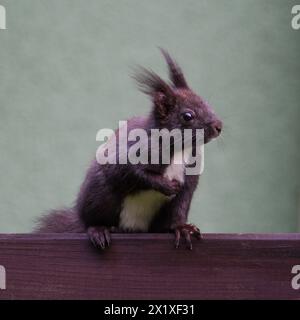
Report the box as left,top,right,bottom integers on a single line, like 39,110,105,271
134,49,222,144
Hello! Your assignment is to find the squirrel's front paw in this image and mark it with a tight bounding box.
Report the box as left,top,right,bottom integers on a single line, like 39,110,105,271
173,224,202,250
87,226,111,249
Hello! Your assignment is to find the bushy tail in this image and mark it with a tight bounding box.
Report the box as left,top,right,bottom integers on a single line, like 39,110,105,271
33,208,85,233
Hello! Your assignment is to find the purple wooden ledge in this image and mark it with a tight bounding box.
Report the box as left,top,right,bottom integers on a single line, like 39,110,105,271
0,233,300,300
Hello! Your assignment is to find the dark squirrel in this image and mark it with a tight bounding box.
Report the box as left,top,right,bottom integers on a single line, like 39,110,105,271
34,49,223,250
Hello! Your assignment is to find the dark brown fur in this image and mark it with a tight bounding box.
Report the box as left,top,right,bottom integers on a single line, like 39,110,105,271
35,50,222,250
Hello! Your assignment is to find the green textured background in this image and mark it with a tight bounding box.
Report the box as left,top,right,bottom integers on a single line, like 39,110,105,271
0,0,299,233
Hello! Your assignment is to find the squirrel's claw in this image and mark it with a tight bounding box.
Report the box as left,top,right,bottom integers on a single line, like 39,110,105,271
87,226,111,249
174,224,202,250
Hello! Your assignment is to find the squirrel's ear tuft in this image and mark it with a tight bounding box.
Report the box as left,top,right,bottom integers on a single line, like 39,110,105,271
159,48,188,89
133,66,173,96
132,67,176,118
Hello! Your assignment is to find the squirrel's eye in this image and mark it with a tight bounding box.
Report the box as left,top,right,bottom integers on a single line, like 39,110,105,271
181,111,194,122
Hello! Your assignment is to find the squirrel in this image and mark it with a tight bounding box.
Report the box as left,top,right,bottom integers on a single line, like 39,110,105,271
34,49,223,250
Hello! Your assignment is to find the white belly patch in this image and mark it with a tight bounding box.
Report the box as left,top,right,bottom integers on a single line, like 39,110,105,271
119,148,192,231
119,190,169,231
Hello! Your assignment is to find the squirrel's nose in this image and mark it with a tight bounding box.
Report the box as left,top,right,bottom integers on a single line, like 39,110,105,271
211,120,222,137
